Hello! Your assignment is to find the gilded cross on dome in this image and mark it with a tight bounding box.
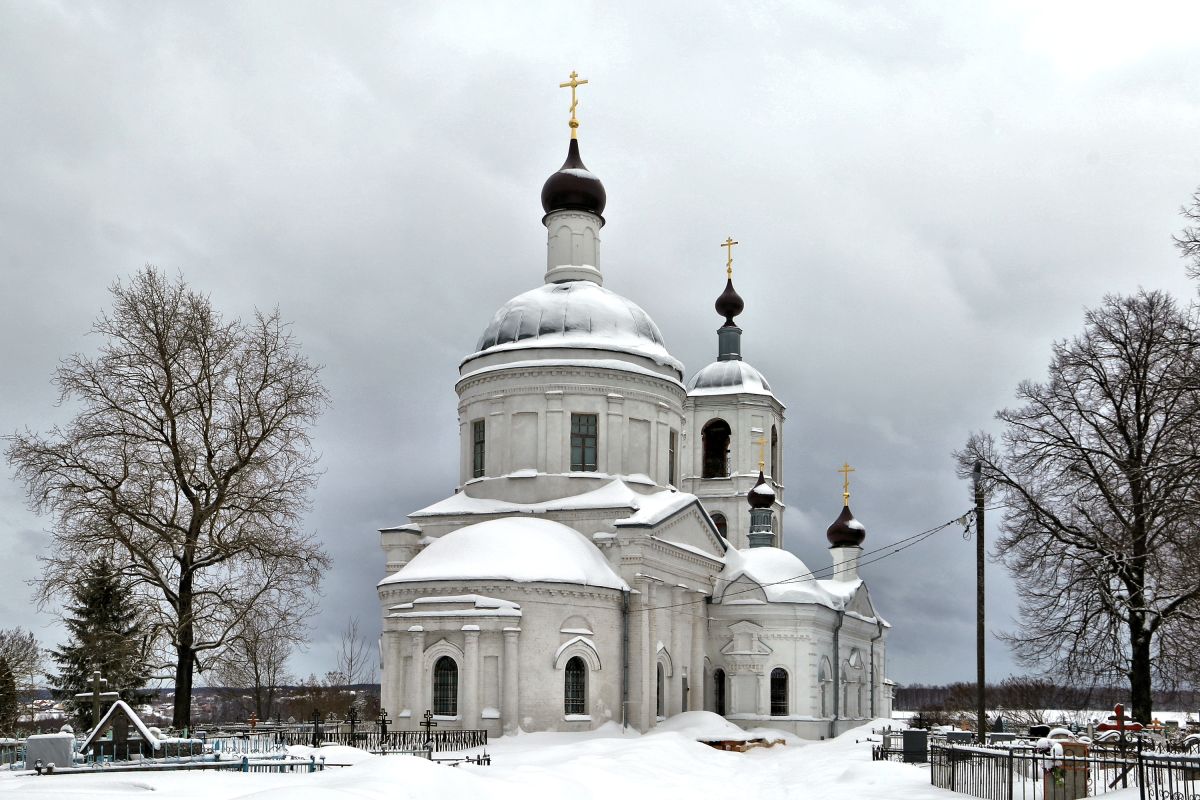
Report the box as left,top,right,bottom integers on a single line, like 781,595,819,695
721,237,739,278
838,462,855,506
755,435,767,471
559,70,589,138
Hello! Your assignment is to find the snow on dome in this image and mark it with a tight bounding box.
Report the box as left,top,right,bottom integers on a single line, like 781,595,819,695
719,547,842,607
687,360,774,397
465,282,683,373
379,517,629,591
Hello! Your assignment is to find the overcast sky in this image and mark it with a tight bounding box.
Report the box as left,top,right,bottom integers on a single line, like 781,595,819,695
2,1,1199,691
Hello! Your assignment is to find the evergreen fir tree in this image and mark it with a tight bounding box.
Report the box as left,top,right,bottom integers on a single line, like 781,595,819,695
48,556,154,730
0,655,16,736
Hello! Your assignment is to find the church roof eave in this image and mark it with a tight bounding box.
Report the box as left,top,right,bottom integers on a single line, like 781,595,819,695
457,354,685,390
613,496,729,553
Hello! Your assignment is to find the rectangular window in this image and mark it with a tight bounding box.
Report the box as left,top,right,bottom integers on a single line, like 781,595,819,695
570,413,598,472
472,419,485,478
668,429,678,486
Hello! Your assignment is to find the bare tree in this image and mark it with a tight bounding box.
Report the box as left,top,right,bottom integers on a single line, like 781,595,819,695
0,628,42,727
335,617,375,690
210,605,303,721
1176,190,1200,281
958,290,1200,724
6,267,331,728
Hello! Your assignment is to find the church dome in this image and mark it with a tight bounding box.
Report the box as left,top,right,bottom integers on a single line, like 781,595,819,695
467,281,683,372
748,471,775,508
686,360,773,396
826,505,866,548
541,138,606,217
715,278,744,326
718,547,838,606
379,517,629,591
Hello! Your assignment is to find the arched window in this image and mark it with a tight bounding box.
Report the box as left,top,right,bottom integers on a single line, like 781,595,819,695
564,656,586,715
711,512,728,539
701,418,731,478
432,656,458,715
713,668,726,716
656,662,665,718
770,425,778,481
770,668,788,716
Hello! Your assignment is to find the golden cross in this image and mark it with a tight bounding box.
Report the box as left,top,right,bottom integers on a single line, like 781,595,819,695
559,70,589,138
755,436,767,472
721,237,739,278
838,462,855,506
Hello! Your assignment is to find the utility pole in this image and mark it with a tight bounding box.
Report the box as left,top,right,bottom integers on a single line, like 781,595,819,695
974,460,986,743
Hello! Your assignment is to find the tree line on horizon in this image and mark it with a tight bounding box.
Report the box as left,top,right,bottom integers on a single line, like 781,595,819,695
895,677,1200,717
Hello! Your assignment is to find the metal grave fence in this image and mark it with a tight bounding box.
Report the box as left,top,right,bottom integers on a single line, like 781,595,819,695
274,727,487,754
929,742,1200,800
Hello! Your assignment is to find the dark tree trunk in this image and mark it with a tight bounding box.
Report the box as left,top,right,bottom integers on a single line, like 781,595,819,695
172,568,194,730
1129,622,1153,724
172,640,193,729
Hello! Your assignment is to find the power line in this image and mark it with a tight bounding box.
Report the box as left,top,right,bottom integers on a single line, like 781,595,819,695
629,511,972,615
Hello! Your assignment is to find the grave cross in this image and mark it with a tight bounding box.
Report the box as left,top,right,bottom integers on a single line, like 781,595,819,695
74,669,120,728
421,709,438,748
347,705,359,742
247,712,258,732
376,709,391,738
310,708,323,749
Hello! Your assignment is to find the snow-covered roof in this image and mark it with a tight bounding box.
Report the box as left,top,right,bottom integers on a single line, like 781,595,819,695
717,547,876,615
686,360,779,401
410,478,691,521
463,282,683,374
80,700,159,753
379,517,630,591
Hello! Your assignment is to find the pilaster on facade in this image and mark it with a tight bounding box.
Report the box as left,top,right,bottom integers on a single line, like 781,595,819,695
502,627,520,736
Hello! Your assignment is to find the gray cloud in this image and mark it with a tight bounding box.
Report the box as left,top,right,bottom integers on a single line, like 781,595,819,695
2,1,1198,688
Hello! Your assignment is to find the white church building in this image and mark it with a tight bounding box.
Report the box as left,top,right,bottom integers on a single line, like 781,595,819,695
376,88,891,740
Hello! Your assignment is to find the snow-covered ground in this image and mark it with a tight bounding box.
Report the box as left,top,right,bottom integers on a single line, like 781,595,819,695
0,715,1142,799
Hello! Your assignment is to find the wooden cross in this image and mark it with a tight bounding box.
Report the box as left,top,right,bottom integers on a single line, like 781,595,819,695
1113,702,1128,757
559,70,589,136
721,237,739,278
74,669,119,727
838,462,855,505
247,712,258,731
376,709,391,737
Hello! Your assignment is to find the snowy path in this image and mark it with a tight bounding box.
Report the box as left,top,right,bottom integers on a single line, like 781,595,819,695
0,718,1142,800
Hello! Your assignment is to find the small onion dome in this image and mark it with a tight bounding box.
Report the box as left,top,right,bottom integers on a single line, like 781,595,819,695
541,138,607,217
715,278,744,326
826,505,866,547
748,470,776,508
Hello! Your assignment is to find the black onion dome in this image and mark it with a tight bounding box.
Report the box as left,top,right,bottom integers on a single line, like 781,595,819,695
748,470,776,509
715,278,744,326
541,138,607,217
826,505,866,548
